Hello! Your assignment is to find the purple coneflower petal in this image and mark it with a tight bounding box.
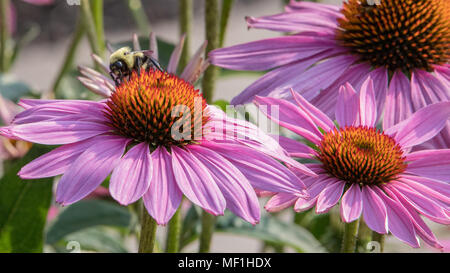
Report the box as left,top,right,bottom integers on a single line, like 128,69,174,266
167,34,185,74
362,186,388,234
286,0,341,16
335,83,359,127
290,89,335,132
340,183,363,223
201,140,306,194
368,67,389,122
294,176,331,212
316,180,345,214
210,36,335,71
374,186,420,248
386,183,449,224
171,146,226,216
277,135,315,158
110,143,152,206
189,145,260,224
359,77,377,127
383,70,414,130
254,96,323,144
143,147,182,225
397,176,450,206
55,135,129,206
265,192,298,212
406,149,450,183
389,101,450,148
18,136,100,179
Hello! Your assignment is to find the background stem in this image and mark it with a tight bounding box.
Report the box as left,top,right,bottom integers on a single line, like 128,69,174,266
165,207,182,253
218,0,234,47
80,0,101,56
138,206,158,253
341,218,360,253
127,0,151,36
371,232,385,253
199,211,216,253
0,0,10,72
178,0,192,71
90,0,105,57
201,0,219,103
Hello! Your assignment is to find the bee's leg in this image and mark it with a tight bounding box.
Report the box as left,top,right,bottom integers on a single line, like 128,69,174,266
135,56,142,75
110,72,120,86
149,56,163,72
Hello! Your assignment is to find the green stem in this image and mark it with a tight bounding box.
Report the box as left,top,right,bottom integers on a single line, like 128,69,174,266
81,0,101,56
52,18,85,96
341,218,360,253
0,0,10,72
165,207,182,253
198,211,216,253
218,0,234,47
371,232,385,253
127,0,151,36
201,0,219,103
90,0,105,56
138,207,158,253
178,0,192,71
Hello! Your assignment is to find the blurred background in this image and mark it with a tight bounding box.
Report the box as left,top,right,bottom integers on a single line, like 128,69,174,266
1,0,448,253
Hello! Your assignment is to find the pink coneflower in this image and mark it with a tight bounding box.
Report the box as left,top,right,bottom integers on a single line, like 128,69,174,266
0,34,312,225
209,0,450,149
256,78,450,248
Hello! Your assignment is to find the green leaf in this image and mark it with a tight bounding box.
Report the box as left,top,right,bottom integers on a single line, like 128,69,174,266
0,145,54,253
0,73,34,101
212,99,229,112
46,200,132,244
216,212,327,253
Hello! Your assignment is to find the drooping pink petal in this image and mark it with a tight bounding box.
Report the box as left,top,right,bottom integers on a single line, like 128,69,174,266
388,102,450,148
399,174,450,198
294,175,334,212
359,77,377,127
373,186,420,248
189,145,260,224
405,149,450,183
254,95,323,144
383,70,414,130
316,180,345,214
397,176,450,205
109,143,152,206
276,135,315,158
290,89,335,132
368,67,389,122
335,83,359,127
386,183,449,224
21,0,54,5
7,121,112,145
286,0,341,16
411,70,450,110
171,146,226,216
55,135,129,206
362,186,388,234
143,147,182,225
18,136,100,179
201,140,306,194
383,186,443,249
209,35,336,71
230,50,334,105
340,183,363,223
265,192,298,212
180,41,208,83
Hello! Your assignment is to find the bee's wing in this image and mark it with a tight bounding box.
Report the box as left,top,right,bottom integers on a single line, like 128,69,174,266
137,50,155,57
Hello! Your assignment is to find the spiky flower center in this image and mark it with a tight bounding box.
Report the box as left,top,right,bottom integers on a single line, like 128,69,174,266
317,126,407,185
105,70,208,148
336,0,449,72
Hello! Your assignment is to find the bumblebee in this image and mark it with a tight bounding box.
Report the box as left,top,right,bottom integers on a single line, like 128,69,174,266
109,46,163,86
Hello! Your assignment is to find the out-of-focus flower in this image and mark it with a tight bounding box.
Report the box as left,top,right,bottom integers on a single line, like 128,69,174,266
256,77,450,248
210,0,450,149
0,93,31,160
0,33,313,225
1,0,54,34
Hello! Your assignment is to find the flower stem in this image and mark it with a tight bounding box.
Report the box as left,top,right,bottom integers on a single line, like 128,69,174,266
165,207,182,253
218,0,234,48
341,218,360,253
201,0,219,103
138,206,158,253
90,0,105,56
371,231,385,253
198,211,216,253
0,0,10,72
127,0,151,36
178,0,192,71
52,18,85,96
80,0,101,56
